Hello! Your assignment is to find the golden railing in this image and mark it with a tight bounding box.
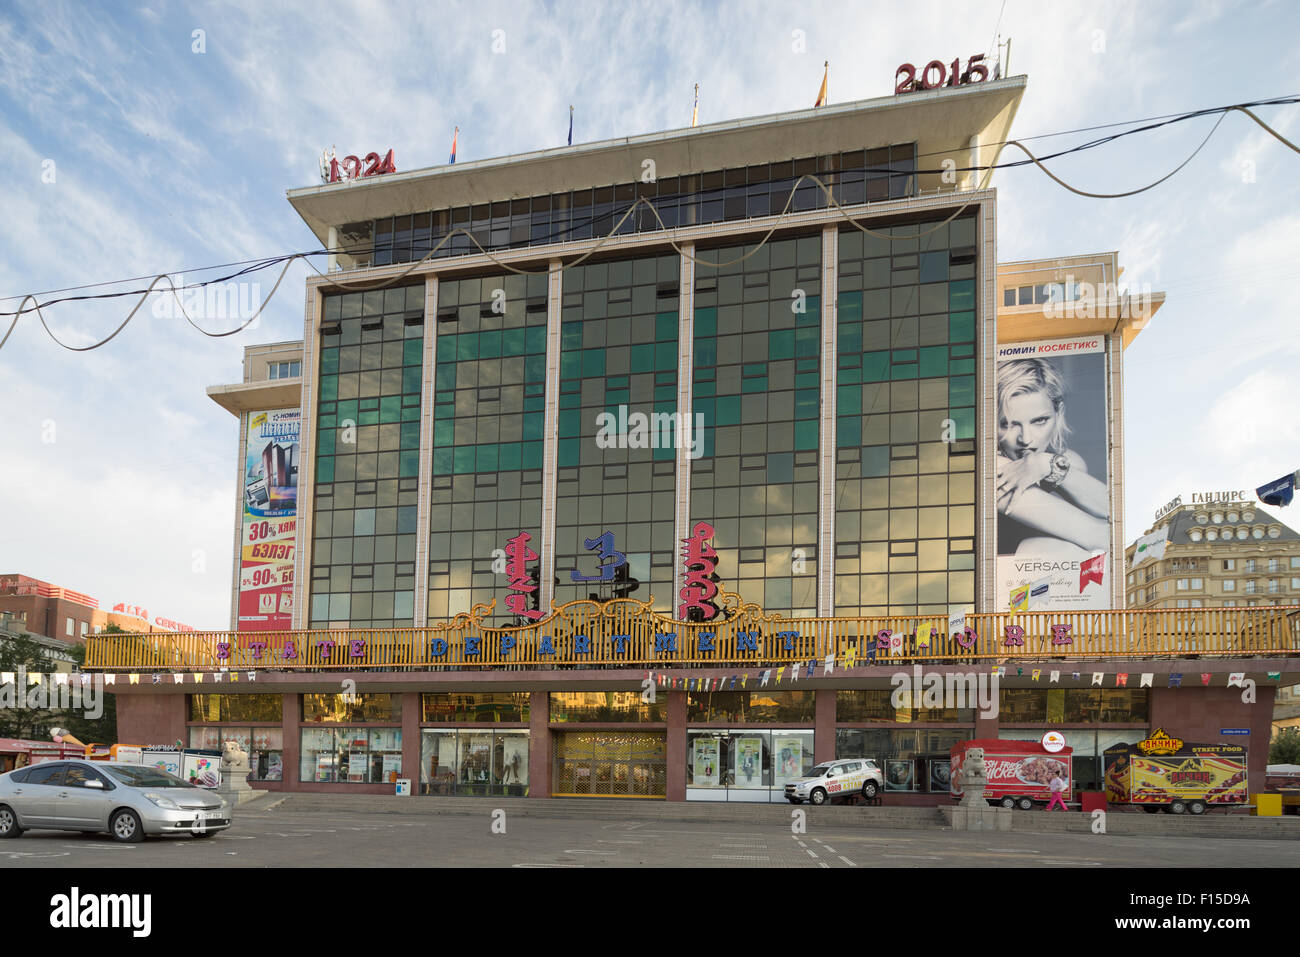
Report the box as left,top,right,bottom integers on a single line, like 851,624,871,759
82,593,1300,672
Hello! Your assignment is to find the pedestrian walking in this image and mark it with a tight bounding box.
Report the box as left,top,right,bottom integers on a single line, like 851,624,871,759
1046,771,1069,811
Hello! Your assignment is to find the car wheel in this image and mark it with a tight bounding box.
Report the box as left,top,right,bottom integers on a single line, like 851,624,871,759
110,809,145,843
1017,797,1034,811
809,788,827,806
1170,800,1187,815
1141,805,1162,814
999,797,1015,809
862,781,879,800
0,805,22,839
1188,801,1206,816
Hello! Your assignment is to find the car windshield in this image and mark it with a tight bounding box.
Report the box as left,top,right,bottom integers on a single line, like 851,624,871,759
807,763,834,778
102,765,197,789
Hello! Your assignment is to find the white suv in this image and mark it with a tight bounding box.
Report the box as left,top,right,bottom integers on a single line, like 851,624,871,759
785,760,883,805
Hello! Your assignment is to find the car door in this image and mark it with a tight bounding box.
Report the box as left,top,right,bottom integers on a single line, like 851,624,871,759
11,762,67,827
56,764,117,829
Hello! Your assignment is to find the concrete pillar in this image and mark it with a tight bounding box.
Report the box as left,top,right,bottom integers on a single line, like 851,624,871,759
666,690,687,801
817,226,838,615
412,276,439,626
673,244,696,611
401,691,421,789
815,689,837,762
282,692,300,787
539,262,563,611
528,690,551,798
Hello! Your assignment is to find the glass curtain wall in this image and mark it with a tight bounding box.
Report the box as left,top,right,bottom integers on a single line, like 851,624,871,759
428,272,548,623
312,286,425,626
553,254,680,613
833,215,979,617
691,236,821,616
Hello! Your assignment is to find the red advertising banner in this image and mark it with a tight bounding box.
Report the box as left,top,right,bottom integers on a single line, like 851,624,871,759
237,409,299,632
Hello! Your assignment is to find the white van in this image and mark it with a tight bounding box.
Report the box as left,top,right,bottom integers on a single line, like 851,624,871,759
784,759,883,805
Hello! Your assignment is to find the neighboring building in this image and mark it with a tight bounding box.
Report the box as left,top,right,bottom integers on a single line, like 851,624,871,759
207,340,304,632
0,610,77,673
1125,495,1300,610
0,574,180,642
94,73,1297,803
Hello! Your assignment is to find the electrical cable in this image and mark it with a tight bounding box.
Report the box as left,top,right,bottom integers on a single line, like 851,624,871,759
1,97,1296,352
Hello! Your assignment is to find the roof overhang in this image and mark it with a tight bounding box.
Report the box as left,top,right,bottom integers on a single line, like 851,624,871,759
287,76,1027,247
206,379,302,418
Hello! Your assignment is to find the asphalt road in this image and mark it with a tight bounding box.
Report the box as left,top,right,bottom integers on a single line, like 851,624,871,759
2,804,1298,867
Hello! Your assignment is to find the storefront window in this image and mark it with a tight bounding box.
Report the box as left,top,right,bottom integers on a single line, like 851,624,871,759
836,689,972,723
189,727,284,781
189,694,282,722
836,728,971,792
302,693,402,723
421,693,530,723
998,689,1149,724
548,692,664,722
686,729,814,796
420,729,529,796
686,691,815,723
553,731,666,796
299,729,402,783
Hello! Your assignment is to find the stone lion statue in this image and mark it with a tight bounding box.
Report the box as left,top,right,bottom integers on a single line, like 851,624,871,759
221,740,250,772
961,748,987,786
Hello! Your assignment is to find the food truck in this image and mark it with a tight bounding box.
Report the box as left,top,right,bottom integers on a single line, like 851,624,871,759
1103,728,1247,814
950,738,1073,810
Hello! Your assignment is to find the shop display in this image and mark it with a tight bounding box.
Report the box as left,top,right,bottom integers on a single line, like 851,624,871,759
885,759,915,791
772,736,806,787
733,736,762,787
692,738,720,786
929,759,951,792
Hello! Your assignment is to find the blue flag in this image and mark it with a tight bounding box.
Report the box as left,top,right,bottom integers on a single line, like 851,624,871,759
1257,471,1297,507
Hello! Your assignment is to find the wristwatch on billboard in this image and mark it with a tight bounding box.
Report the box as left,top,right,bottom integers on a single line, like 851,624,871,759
1042,453,1071,489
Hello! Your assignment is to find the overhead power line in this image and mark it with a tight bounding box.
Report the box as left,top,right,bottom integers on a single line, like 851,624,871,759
0,96,1296,354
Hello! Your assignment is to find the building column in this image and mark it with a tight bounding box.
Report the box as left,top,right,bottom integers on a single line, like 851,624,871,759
817,226,838,616
292,284,324,630
528,690,551,799
814,689,836,763
673,243,696,611
975,199,998,613
539,261,563,612
1107,333,1125,608
412,276,439,626
666,689,687,801
401,691,421,788
282,692,300,788
229,412,249,630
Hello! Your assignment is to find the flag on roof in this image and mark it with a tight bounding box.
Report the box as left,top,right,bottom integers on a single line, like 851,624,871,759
449,126,458,164
814,62,828,107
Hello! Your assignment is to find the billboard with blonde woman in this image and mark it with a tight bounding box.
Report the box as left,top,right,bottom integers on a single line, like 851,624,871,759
995,337,1110,611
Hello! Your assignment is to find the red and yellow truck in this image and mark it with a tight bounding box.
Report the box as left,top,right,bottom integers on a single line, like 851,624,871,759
1103,728,1247,815
950,738,1073,810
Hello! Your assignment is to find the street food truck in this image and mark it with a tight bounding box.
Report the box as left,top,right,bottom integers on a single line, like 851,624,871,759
950,738,1073,810
1103,728,1247,815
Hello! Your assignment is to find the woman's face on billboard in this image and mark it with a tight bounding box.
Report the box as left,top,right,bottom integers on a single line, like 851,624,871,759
999,389,1058,458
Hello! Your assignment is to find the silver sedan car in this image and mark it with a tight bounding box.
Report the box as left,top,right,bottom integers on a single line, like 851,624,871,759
0,758,232,842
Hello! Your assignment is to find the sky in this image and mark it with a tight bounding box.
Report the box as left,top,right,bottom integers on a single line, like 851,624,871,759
0,0,1297,630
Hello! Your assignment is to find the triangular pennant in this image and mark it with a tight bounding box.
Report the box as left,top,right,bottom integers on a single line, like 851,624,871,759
1031,669,1041,682
1049,670,1060,684
173,674,184,684
193,672,203,683
128,673,140,685
1228,672,1245,688
1140,673,1153,688
805,660,815,678
823,654,835,675
151,674,161,684
1168,673,1182,687
104,674,116,685
1116,673,1128,687
1201,673,1211,686
1092,672,1104,686
741,674,748,689
1071,672,1080,682
760,669,771,687
1267,671,1281,682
